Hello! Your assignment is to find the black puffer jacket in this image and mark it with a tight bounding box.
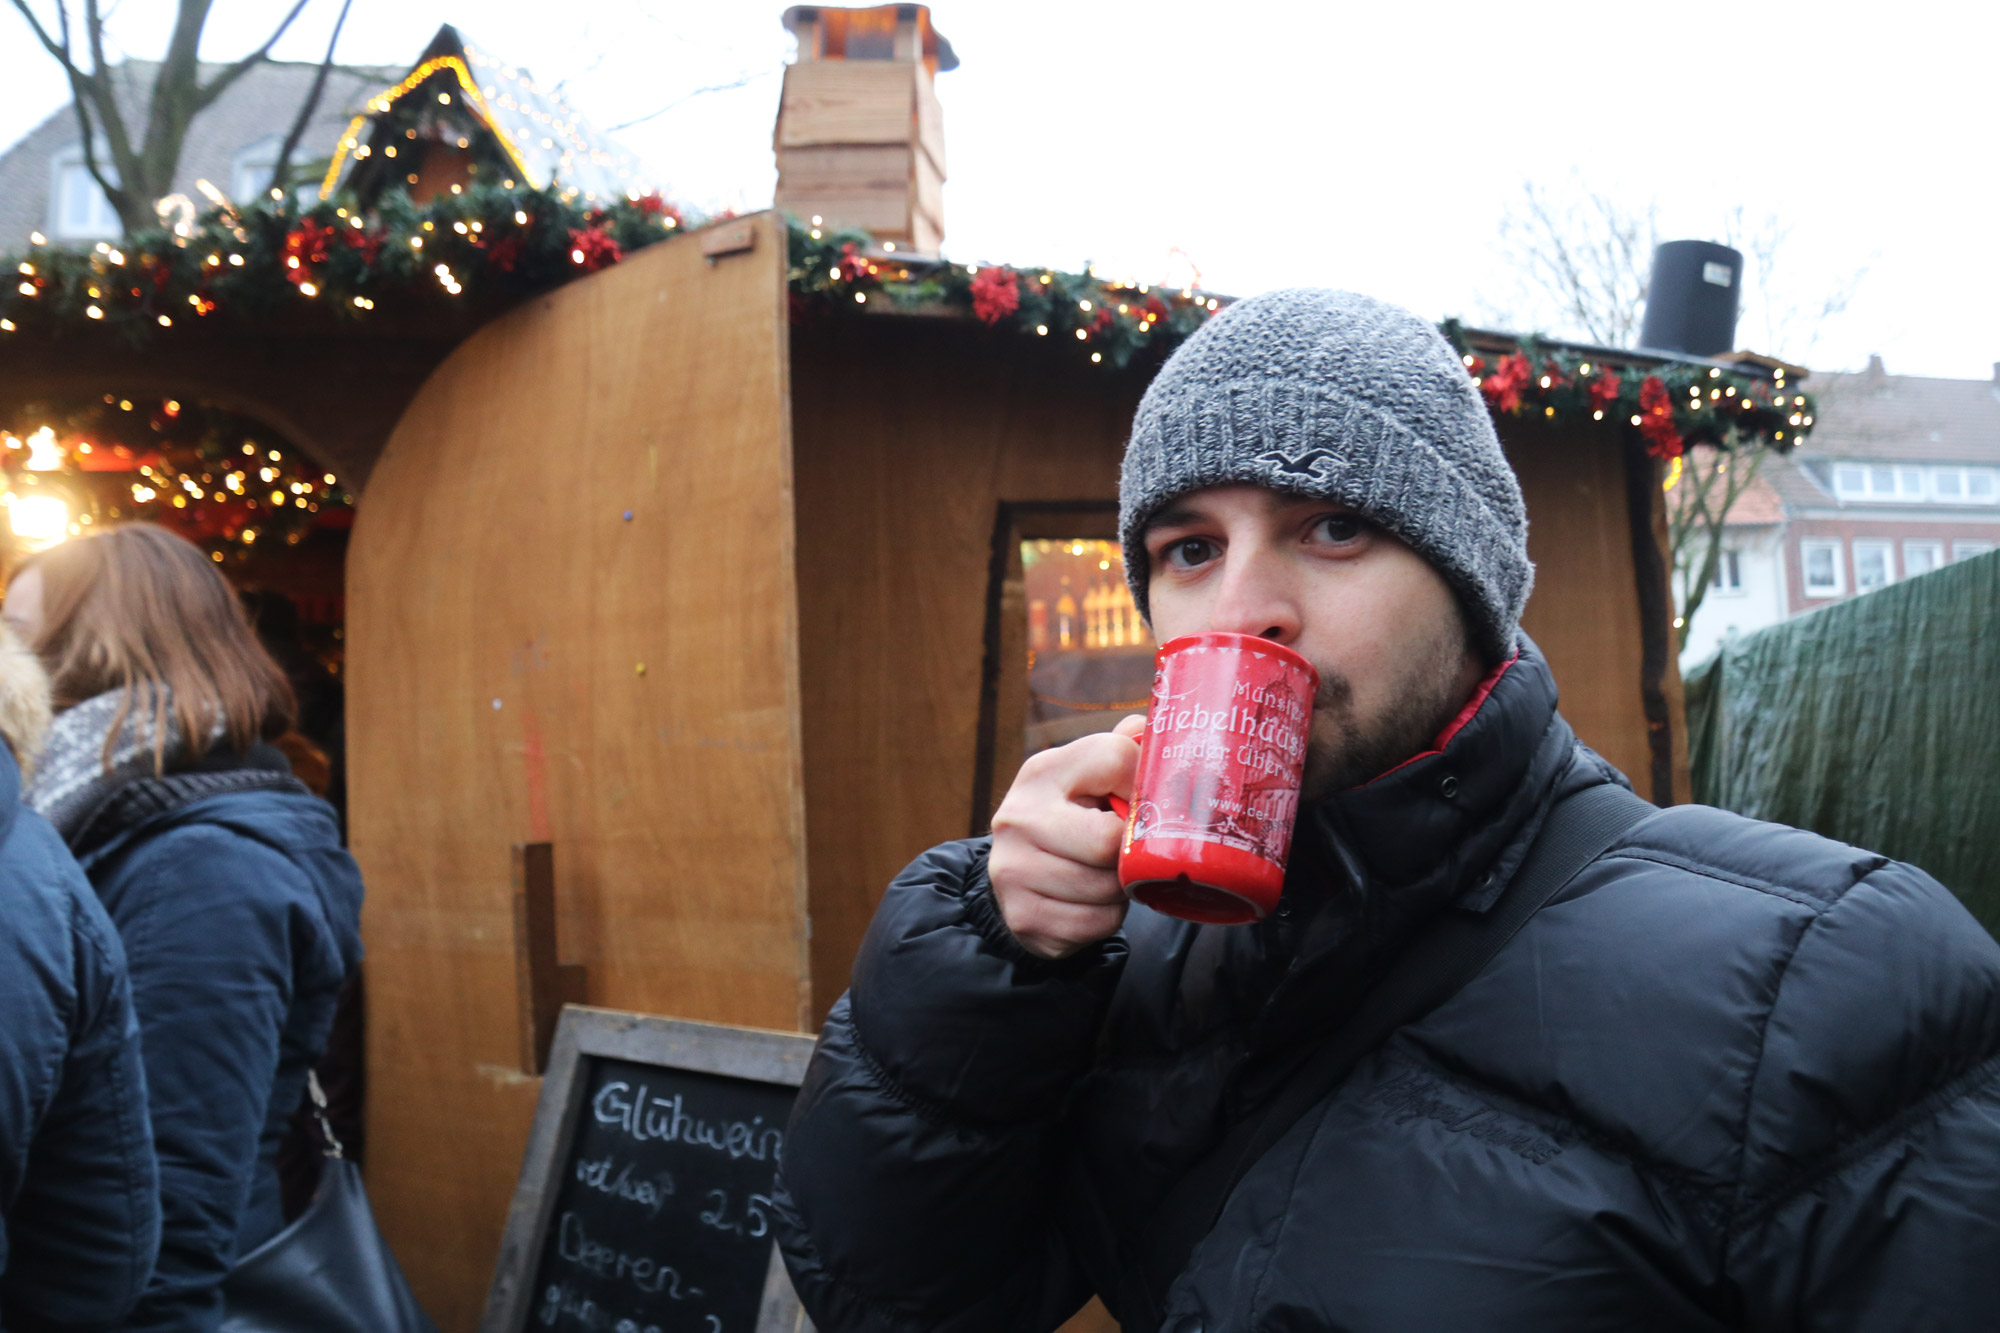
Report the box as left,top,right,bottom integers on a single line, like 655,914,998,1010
773,641,2000,1331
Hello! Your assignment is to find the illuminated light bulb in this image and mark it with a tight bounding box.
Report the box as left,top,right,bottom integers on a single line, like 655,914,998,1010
453,221,468,234
514,211,528,224
571,249,586,263
270,490,285,505
157,315,171,327
268,450,281,461
1075,329,1088,341
85,305,103,319
1709,368,1721,378
1539,376,1551,388
811,215,823,226
1036,325,1048,336
323,473,336,485
1079,299,1092,311
855,292,866,303
883,241,896,252
410,237,423,249
1579,363,1592,374
10,494,68,546
1091,352,1102,363
24,428,62,471
1631,414,1643,426
29,231,44,245
16,283,33,297
298,282,318,297
1463,355,1474,367
243,443,256,455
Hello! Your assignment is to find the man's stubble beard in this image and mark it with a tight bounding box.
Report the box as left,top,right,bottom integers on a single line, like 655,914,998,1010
1298,614,1480,801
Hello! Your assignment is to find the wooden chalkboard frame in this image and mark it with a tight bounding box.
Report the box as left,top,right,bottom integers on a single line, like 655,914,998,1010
480,1005,820,1333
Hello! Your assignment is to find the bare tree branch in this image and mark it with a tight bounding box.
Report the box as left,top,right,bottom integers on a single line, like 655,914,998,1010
605,67,777,132
7,0,73,63
267,0,350,197
196,0,312,109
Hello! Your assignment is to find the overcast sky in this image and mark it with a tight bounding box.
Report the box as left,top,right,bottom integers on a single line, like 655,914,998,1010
4,0,1995,379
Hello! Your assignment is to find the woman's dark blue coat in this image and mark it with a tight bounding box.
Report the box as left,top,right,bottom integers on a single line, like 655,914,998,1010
773,641,2000,1331
76,764,362,1332
0,742,160,1329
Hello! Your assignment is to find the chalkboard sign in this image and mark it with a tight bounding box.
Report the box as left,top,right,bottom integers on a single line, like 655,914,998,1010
481,1007,819,1333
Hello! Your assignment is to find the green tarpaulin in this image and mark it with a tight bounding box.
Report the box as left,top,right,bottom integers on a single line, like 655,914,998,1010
1685,549,2000,935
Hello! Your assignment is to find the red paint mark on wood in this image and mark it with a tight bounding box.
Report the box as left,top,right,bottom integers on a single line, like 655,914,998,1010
521,706,552,843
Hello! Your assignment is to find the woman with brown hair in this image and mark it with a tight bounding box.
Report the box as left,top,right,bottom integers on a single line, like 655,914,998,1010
3,524,362,1331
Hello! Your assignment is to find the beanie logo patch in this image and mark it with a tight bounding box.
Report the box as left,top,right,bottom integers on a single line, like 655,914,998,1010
1255,446,1337,481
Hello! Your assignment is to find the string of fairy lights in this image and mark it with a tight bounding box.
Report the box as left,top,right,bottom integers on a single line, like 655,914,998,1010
0,180,1808,566
0,396,345,560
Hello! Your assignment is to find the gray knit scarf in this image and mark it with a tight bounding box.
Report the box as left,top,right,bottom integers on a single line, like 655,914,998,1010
22,687,223,840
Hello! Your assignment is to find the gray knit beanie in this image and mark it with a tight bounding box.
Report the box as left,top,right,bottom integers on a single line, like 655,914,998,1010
1120,288,1532,663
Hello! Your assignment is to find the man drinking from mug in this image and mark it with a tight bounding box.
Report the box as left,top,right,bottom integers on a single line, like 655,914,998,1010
771,290,2000,1330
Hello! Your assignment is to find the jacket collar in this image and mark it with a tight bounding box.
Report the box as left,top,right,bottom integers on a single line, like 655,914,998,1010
1306,633,1570,904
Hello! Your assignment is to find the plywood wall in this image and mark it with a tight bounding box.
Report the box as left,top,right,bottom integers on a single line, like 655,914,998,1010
1508,420,1692,804
346,214,803,1329
789,320,1146,1022
790,331,1681,1024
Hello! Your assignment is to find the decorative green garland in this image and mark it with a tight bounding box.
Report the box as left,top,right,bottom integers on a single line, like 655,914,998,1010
2,185,1811,471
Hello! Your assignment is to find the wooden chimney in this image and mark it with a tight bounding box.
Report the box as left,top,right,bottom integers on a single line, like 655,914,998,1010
774,5,955,255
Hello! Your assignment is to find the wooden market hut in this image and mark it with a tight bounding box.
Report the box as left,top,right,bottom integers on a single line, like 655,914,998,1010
345,207,1702,1323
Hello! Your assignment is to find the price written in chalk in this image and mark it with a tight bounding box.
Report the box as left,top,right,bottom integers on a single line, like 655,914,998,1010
527,1057,800,1333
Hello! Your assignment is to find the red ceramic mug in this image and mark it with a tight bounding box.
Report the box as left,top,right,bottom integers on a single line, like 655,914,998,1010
1110,632,1320,924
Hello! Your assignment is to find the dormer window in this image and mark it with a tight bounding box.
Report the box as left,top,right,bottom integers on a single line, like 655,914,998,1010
231,135,283,204
1831,463,1999,504
47,140,121,240
230,135,321,206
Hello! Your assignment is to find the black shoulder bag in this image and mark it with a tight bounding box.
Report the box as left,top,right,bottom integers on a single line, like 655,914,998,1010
1114,780,1656,1328
220,1071,441,1333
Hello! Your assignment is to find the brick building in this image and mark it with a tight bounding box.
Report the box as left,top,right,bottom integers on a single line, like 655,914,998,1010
1683,356,2000,661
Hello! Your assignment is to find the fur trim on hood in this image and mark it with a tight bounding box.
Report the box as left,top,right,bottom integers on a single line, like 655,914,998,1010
0,624,52,782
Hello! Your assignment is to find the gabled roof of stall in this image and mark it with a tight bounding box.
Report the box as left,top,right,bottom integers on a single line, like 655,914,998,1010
321,24,652,203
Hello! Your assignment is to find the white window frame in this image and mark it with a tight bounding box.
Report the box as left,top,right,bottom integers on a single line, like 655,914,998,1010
1968,468,1998,503
1954,540,1995,563
230,135,284,205
1710,548,1745,595
1903,540,1944,577
1832,464,1868,500
1801,538,1845,597
1898,466,1927,500
1851,539,1894,592
46,140,121,240
1932,467,1967,502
